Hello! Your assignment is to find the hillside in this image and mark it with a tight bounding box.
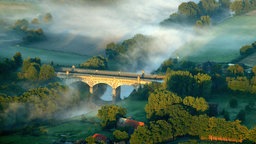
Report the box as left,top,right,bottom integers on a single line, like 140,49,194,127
173,14,256,63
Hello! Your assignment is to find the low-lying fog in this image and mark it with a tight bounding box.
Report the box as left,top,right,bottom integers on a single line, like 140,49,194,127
1,0,197,72
1,0,255,72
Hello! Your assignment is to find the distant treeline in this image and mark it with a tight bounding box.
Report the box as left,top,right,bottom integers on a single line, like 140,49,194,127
161,0,256,26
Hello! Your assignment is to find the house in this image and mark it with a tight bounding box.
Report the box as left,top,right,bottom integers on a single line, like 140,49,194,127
92,133,108,143
117,118,144,129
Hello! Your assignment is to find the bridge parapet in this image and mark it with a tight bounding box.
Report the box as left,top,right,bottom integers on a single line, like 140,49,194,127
56,68,165,103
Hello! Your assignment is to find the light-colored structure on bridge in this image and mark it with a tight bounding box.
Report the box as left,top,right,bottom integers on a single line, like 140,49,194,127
56,67,165,102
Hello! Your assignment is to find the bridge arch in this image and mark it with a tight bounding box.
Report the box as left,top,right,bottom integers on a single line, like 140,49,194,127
56,68,165,103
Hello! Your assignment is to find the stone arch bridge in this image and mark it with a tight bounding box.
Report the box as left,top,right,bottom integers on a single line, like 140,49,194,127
56,67,165,102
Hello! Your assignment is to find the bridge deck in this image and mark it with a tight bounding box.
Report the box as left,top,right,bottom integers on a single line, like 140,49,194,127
55,67,165,80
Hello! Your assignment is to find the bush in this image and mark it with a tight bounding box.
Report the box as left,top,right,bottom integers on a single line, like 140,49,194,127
113,130,129,142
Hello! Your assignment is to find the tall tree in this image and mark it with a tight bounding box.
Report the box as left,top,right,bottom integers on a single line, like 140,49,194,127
39,64,56,81
145,89,182,120
198,0,220,15
12,52,23,68
178,2,201,19
97,105,126,128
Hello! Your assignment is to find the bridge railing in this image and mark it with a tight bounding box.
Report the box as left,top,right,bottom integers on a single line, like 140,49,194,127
55,67,165,80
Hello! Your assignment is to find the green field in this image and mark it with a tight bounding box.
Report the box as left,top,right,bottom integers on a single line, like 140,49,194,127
0,45,90,66
0,99,147,144
175,14,256,63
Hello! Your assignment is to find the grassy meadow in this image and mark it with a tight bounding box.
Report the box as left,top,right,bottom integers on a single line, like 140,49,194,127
175,14,256,63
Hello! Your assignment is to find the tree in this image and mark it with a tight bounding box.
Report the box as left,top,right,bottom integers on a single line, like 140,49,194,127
97,105,126,128
226,76,250,92
130,126,153,144
178,2,201,19
43,13,53,23
219,0,231,9
164,70,195,96
227,64,244,76
149,120,174,143
240,45,254,56
105,42,119,60
248,127,256,142
39,64,56,81
194,73,212,97
12,52,23,68
189,115,209,136
25,64,39,81
85,136,96,144
168,105,192,137
252,65,256,75
183,96,209,112
13,19,29,31
113,130,129,142
198,0,220,15
145,89,182,120
80,56,108,70
196,15,211,27
230,0,244,15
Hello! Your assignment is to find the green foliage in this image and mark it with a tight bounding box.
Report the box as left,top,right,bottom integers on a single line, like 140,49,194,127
178,2,201,19
227,64,244,76
43,13,53,23
113,130,129,142
0,52,23,74
19,57,41,81
230,0,256,15
219,0,231,9
97,105,126,128
13,19,46,43
189,115,209,136
164,70,194,96
168,105,191,137
240,45,254,56
129,126,152,144
0,83,79,130
85,136,96,144
80,56,108,70
18,57,56,81
12,52,23,68
13,19,29,31
204,118,248,141
150,120,174,143
164,70,212,97
252,65,256,75
196,15,211,27
198,0,220,15
105,34,152,70
26,64,39,81
129,83,161,101
130,120,174,144
248,127,256,142
183,96,209,112
145,89,182,119
39,64,56,81
226,76,250,92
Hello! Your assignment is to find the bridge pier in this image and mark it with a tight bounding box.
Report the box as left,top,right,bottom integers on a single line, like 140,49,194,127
89,86,93,94
112,87,121,103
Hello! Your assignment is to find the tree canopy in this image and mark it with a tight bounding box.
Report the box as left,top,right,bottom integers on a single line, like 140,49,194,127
97,105,127,128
